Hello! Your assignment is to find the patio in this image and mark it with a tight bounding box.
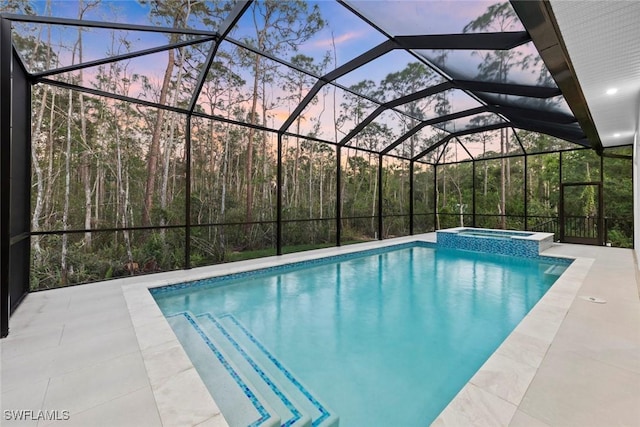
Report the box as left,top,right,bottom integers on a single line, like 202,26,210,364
2,237,638,426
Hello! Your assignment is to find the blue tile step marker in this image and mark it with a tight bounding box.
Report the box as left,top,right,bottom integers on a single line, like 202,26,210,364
167,312,281,427
197,313,313,427
217,314,339,427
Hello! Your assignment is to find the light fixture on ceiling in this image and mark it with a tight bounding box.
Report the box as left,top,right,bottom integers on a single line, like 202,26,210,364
606,88,618,95
613,133,621,137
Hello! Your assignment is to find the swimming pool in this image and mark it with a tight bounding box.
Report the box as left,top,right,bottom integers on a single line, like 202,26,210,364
152,242,570,426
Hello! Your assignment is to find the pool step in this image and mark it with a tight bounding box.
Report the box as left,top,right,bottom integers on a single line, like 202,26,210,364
216,314,339,427
544,265,566,276
167,312,281,427
196,313,314,427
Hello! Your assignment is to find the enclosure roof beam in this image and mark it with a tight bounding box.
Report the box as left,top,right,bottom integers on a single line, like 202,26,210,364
511,127,527,154
280,39,395,132
340,78,566,150
435,140,451,164
215,0,252,37
412,119,588,164
455,136,475,160
509,118,589,146
338,82,454,146
281,32,531,133
452,79,561,98
380,106,489,155
412,123,509,162
0,13,218,36
38,77,189,114
32,36,217,79
223,36,422,124
188,0,252,113
487,104,577,125
395,31,530,50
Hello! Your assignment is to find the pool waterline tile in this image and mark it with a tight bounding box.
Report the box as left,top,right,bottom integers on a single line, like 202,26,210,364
149,241,433,296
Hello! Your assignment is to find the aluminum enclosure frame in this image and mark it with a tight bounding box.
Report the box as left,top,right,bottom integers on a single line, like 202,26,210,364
0,0,614,336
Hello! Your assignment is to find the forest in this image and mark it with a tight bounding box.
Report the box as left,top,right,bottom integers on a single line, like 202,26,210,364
2,0,632,289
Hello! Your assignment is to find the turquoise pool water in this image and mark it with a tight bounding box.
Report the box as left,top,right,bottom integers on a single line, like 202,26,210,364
153,244,570,426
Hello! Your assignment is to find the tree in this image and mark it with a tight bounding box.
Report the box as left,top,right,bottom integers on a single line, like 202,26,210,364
464,1,530,228
379,62,439,157
280,54,328,209
139,0,210,226
240,0,324,236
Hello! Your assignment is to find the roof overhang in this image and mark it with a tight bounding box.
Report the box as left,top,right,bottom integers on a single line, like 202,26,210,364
512,0,640,152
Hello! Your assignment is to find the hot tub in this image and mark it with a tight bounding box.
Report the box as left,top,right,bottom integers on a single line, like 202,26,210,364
436,227,555,257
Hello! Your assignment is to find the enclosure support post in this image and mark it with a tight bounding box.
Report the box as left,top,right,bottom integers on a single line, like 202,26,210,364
409,161,414,235
433,165,438,231
336,146,341,246
1,20,31,337
472,161,477,228
524,155,528,230
185,116,192,269
0,18,11,337
599,154,604,245
559,151,563,241
378,155,383,240
276,133,283,255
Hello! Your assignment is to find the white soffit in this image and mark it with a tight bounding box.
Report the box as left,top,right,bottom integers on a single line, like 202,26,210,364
549,0,640,148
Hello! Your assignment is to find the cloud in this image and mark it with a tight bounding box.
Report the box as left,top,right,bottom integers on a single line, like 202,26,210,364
307,30,365,49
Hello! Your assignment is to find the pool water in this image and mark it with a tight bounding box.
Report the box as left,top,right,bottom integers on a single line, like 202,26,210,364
153,244,569,426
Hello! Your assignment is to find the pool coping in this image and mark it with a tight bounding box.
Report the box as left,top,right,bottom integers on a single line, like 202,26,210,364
432,249,593,425
121,234,592,427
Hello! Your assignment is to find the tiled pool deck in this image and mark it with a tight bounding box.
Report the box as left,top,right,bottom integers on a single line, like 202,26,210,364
2,234,639,426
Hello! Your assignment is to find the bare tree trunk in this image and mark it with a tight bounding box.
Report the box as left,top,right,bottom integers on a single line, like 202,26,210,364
115,123,134,270
61,89,73,285
309,147,314,219
70,0,100,248
244,53,261,234
500,128,507,229
370,154,377,232
31,85,48,264
30,0,55,263
483,140,488,196
94,158,102,224
143,37,178,226
292,127,301,207
159,117,174,237
78,35,92,249
442,165,447,206
44,89,56,228
220,126,231,245
159,3,190,233
331,32,344,223
435,184,441,230
261,78,269,220
319,155,324,218
283,138,290,206
235,153,241,196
